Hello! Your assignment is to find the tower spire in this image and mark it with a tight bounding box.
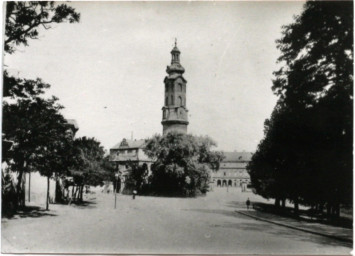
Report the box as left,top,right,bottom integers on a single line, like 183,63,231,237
162,42,189,135
167,40,184,74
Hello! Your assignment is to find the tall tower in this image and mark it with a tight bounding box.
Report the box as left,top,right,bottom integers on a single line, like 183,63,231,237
161,40,189,135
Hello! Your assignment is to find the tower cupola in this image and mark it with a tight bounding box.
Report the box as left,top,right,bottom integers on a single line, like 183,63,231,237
166,39,185,75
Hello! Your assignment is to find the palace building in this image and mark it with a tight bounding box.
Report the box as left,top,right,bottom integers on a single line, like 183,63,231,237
211,151,252,189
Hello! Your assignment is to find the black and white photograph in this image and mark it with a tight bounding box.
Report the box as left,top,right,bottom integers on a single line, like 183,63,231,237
1,1,353,255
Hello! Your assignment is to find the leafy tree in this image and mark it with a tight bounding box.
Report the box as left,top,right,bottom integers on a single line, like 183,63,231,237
144,132,224,197
2,93,71,210
3,1,80,97
248,1,353,216
68,137,112,202
122,163,149,194
5,1,80,54
2,1,80,211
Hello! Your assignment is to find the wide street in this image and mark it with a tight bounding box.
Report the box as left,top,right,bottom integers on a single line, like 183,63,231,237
2,187,351,254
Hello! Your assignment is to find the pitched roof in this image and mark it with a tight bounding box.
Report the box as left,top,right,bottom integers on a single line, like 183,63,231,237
111,138,146,150
222,152,253,162
66,119,79,130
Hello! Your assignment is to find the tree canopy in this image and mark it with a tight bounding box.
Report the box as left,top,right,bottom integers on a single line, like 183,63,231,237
144,132,224,196
5,1,80,54
248,1,353,216
70,137,113,188
2,90,72,208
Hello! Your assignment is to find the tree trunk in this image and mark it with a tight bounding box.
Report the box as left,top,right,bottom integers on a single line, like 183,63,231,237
294,198,299,215
16,170,24,208
55,178,62,203
46,176,50,211
275,198,280,207
71,185,75,198
28,172,31,202
326,203,332,217
334,203,340,218
79,185,83,202
74,186,79,200
319,203,324,214
281,198,286,208
16,160,28,209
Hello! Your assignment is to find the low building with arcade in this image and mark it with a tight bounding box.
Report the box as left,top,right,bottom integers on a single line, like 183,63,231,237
211,151,252,189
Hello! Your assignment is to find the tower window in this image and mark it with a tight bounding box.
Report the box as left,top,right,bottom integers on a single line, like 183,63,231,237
178,96,183,106
179,84,183,92
165,97,168,106
171,95,174,105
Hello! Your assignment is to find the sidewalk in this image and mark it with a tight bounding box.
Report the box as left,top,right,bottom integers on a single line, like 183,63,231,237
236,208,353,244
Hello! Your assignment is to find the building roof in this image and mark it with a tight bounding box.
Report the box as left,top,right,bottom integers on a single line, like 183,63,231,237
66,119,79,130
222,152,253,162
111,138,146,150
171,46,180,53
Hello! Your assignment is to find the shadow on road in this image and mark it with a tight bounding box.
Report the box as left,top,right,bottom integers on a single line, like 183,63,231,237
2,206,57,220
70,200,97,209
225,201,249,209
182,208,252,220
184,207,352,249
223,221,352,248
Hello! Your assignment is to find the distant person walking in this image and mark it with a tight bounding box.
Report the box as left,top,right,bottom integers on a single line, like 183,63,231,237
246,198,251,210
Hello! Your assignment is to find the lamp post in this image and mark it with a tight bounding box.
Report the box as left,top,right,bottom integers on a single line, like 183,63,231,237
114,172,119,209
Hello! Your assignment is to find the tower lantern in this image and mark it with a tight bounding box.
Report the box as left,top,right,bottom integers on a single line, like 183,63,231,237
161,40,189,135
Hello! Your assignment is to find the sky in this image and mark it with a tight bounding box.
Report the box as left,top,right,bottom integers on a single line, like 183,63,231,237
4,1,305,153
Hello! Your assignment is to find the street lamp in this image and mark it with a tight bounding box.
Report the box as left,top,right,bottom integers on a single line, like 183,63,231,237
114,172,119,209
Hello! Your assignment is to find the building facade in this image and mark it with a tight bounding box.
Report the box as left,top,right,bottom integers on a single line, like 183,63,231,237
109,138,154,191
211,152,252,189
161,41,189,135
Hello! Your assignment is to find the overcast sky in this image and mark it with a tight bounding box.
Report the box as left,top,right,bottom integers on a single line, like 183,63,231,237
4,1,305,153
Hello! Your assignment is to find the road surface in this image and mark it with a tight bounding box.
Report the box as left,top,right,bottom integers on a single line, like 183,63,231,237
2,187,351,254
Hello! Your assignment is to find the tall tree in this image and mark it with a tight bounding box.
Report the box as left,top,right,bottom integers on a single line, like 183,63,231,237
3,94,71,209
2,2,80,211
248,1,353,215
69,137,111,202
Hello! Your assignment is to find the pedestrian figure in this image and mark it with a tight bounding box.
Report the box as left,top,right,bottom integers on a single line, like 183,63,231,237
132,190,137,200
246,198,251,210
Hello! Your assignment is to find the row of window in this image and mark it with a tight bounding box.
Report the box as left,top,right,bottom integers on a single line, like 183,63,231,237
165,95,184,106
115,149,138,155
163,108,185,119
219,171,247,176
165,83,184,92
